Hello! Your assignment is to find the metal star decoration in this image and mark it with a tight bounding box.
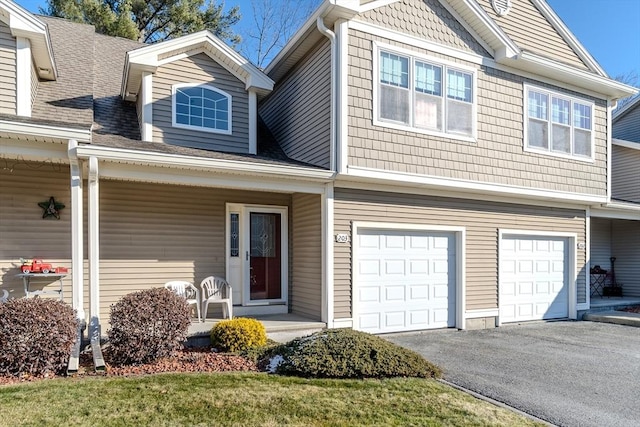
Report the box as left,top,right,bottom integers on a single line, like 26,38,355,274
38,196,65,219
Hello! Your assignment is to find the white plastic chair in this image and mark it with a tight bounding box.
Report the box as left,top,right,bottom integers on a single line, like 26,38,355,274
200,276,233,321
164,281,201,322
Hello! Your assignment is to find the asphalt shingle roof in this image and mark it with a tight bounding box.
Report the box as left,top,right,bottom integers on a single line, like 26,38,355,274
20,16,317,169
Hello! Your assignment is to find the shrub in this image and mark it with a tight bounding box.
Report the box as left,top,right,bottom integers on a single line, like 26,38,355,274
0,298,77,377
108,288,191,365
210,318,267,352
260,328,442,379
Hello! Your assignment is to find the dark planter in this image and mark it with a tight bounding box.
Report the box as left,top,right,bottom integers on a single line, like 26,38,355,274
603,286,623,297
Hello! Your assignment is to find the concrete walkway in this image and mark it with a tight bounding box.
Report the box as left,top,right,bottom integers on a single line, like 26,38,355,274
583,309,640,327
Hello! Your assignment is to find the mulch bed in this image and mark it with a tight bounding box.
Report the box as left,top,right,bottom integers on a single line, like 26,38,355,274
0,347,258,386
618,305,640,314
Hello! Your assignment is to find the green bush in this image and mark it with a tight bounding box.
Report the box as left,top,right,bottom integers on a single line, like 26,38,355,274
0,298,77,377
210,317,267,352
260,328,442,379
108,288,191,365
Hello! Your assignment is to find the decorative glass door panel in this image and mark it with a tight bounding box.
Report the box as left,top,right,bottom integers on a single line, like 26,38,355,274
249,212,282,300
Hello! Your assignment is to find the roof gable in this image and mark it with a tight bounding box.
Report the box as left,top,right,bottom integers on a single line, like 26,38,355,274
122,31,274,102
0,0,56,80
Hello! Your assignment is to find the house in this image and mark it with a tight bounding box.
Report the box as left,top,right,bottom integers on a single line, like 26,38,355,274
0,0,637,337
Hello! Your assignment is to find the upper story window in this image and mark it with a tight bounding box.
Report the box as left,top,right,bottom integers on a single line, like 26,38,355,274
525,85,593,161
172,84,232,135
375,45,476,141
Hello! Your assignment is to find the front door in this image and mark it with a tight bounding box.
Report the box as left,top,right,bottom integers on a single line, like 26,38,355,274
249,211,282,301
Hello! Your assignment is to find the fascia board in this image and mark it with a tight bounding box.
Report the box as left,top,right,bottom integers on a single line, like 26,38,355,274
505,51,638,100
531,0,607,77
0,119,91,141
612,138,640,150
75,145,335,181
344,165,608,205
443,0,519,59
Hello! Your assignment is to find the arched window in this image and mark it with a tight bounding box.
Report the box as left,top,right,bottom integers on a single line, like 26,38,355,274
172,84,232,134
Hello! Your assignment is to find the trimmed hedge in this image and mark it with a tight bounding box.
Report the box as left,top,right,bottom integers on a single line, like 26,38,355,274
0,298,77,377
211,318,267,352
108,288,191,365
261,328,442,379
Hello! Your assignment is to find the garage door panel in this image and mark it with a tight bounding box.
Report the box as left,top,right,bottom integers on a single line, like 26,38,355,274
355,229,456,333
500,235,569,323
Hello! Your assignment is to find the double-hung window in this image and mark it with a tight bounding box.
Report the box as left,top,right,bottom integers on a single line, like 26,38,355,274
377,47,475,139
172,83,232,134
525,86,593,160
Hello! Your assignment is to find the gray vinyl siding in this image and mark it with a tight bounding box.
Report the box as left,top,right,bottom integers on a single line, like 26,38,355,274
612,145,640,203
358,0,490,56
291,194,322,320
0,162,72,302
152,53,249,153
333,188,587,319
97,181,292,327
613,106,640,143
477,0,589,70
0,21,16,115
611,220,640,298
347,28,608,196
260,40,331,168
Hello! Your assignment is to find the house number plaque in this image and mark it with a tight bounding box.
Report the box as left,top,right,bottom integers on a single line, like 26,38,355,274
335,234,349,243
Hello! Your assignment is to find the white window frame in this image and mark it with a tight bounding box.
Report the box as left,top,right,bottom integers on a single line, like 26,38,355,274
171,83,232,135
373,42,477,143
523,84,595,162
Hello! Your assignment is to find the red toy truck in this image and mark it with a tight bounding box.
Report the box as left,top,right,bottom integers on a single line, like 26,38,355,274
20,259,68,274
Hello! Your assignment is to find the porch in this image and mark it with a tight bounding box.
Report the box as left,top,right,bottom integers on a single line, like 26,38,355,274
187,313,326,345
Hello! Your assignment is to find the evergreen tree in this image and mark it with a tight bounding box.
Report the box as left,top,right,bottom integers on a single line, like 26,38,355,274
42,0,240,44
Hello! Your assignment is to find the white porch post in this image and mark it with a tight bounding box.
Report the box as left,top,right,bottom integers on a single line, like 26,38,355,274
322,183,334,327
88,157,100,338
68,140,85,321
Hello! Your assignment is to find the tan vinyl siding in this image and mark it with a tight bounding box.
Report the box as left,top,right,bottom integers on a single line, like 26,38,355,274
260,40,331,168
613,106,640,143
152,53,249,153
30,60,38,106
347,28,608,196
0,21,16,115
333,188,587,318
97,180,291,326
612,220,640,297
612,145,640,203
590,218,612,270
0,162,72,302
477,0,589,70
291,194,322,320
358,0,490,56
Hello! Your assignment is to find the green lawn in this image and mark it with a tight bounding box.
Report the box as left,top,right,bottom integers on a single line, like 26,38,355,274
0,372,542,427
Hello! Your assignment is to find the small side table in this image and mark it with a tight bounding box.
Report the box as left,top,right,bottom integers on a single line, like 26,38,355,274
16,273,66,300
590,273,607,298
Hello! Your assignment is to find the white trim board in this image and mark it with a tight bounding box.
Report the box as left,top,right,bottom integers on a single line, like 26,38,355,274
351,221,466,330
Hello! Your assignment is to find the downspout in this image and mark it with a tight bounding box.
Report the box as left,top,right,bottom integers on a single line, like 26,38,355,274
317,16,337,172
88,157,105,371
317,16,336,328
67,139,84,374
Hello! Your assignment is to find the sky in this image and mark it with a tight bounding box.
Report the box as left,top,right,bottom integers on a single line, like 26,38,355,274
14,0,640,81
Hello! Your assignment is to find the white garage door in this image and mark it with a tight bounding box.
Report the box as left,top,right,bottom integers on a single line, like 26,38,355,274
354,228,456,334
500,235,569,323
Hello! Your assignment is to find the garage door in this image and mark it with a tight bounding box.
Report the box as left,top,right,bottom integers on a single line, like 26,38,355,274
500,235,569,323
354,228,456,334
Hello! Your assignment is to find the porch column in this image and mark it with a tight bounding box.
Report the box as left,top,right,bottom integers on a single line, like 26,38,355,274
68,140,85,321
322,183,334,327
88,157,100,338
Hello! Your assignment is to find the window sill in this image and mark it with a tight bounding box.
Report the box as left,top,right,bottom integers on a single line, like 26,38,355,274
523,146,595,163
373,118,477,144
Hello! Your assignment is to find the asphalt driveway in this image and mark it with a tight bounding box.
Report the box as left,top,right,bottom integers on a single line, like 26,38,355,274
388,321,640,427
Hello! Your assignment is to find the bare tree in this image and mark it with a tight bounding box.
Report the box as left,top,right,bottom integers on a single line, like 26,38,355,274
614,70,639,109
240,0,319,68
